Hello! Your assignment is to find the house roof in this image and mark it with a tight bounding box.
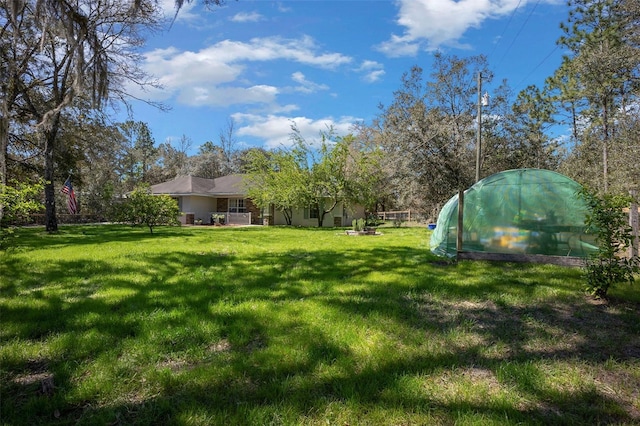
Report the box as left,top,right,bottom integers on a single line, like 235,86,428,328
150,174,247,197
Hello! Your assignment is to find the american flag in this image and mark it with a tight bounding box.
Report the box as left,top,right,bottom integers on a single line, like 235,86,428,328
61,178,78,214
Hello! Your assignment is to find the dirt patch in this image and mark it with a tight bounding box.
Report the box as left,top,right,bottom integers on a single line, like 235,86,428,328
208,338,232,353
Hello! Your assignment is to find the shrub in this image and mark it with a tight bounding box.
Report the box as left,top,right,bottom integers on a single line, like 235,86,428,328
1,180,44,248
118,184,180,233
352,218,365,232
580,188,639,298
366,213,381,227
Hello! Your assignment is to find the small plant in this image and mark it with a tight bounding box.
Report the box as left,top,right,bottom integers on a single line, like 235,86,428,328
392,218,404,228
211,213,226,225
580,188,639,298
352,218,365,232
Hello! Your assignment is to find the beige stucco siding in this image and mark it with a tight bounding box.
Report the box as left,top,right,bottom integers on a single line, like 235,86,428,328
271,201,366,227
180,195,216,223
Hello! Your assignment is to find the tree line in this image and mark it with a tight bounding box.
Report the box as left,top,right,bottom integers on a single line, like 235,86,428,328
1,0,639,231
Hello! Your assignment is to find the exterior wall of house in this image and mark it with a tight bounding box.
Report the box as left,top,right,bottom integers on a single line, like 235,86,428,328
272,209,289,226
290,208,333,227
180,196,217,224
271,201,366,227
344,204,366,227
176,196,259,225
173,192,364,227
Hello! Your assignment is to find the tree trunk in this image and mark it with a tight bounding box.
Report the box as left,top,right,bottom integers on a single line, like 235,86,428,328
44,135,57,232
283,208,292,225
43,119,60,232
317,199,338,228
602,103,609,193
0,113,7,224
317,212,326,227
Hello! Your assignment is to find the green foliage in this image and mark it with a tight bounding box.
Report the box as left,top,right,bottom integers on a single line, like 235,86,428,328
118,184,180,233
299,131,350,227
118,121,158,189
352,218,365,231
244,128,383,227
0,180,44,225
551,0,640,193
243,146,306,225
580,188,639,298
366,213,381,227
372,56,490,214
0,180,44,248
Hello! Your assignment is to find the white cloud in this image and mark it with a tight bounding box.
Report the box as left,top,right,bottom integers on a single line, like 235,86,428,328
378,0,558,55
230,11,263,23
376,34,421,57
363,70,385,83
177,85,279,107
157,0,200,23
135,36,352,107
232,113,360,149
355,60,385,82
357,60,383,72
291,72,329,93
276,2,292,13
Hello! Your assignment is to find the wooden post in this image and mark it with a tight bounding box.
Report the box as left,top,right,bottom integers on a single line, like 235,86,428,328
475,72,482,183
457,189,464,259
630,189,638,259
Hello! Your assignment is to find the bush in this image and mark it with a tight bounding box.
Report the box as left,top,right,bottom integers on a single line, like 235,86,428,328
392,218,404,228
365,213,381,227
117,184,180,233
1,180,44,248
580,188,639,298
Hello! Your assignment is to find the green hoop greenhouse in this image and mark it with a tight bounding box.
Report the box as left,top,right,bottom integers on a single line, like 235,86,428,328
430,169,598,258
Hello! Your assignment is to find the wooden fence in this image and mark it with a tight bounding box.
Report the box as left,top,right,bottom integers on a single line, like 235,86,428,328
377,210,413,222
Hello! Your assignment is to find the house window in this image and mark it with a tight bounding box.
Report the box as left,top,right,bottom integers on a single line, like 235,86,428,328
304,205,319,219
229,198,246,213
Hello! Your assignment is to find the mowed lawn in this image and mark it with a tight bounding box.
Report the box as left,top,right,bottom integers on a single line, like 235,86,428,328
1,224,639,425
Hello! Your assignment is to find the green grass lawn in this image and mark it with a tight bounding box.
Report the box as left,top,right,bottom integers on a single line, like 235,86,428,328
1,224,639,425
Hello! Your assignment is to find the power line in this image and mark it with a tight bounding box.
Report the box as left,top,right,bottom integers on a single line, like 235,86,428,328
487,0,523,61
514,45,559,91
495,0,542,71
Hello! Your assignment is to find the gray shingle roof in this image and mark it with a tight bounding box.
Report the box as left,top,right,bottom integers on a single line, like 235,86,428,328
150,174,247,197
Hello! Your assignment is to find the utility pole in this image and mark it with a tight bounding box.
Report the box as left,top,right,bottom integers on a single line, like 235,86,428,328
475,72,482,183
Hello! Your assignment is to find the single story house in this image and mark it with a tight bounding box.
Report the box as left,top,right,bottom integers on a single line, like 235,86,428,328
150,174,365,227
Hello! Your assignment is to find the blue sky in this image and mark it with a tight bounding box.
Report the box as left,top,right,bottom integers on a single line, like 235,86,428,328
121,0,570,154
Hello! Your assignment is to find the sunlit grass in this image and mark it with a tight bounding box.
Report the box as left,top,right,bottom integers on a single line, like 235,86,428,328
1,224,639,425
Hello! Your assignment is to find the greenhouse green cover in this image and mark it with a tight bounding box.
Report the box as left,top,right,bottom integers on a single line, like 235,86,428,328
430,169,598,258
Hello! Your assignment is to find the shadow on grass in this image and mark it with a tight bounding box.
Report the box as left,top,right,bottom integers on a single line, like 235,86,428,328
5,224,198,251
1,227,639,425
